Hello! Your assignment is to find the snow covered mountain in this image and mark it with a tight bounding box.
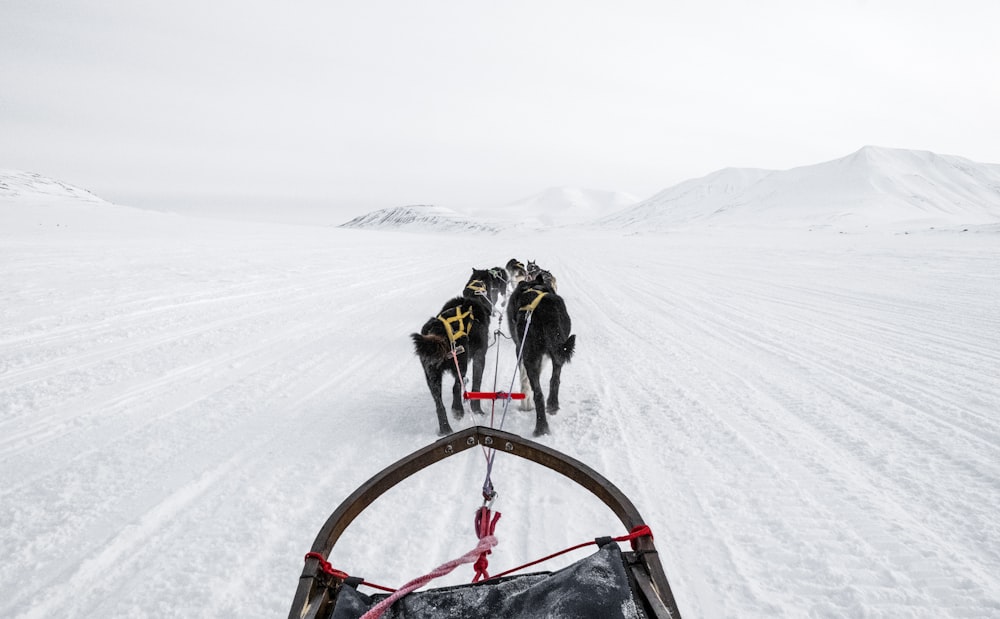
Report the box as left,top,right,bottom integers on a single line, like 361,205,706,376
339,204,503,234
595,167,775,228
0,169,107,203
463,186,641,228
598,146,1000,230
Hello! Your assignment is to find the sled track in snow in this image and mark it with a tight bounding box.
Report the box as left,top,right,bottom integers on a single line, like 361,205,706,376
2,227,998,618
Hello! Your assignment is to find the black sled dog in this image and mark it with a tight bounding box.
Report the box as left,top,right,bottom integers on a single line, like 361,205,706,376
412,292,491,435
526,260,558,292
505,259,527,288
465,267,508,316
460,268,506,414
506,275,576,436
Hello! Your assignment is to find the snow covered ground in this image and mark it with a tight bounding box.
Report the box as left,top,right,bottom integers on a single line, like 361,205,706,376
2,194,999,618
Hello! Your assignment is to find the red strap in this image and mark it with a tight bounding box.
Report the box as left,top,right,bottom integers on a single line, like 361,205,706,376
304,552,349,580
304,524,653,593
490,525,654,580
303,553,394,593
472,507,501,582
617,524,654,551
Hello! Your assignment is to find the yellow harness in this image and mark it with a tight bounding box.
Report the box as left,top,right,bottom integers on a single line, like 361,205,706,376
437,305,474,343
465,279,488,296
519,288,548,312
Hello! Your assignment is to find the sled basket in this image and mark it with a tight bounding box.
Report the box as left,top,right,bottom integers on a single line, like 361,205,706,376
289,426,682,619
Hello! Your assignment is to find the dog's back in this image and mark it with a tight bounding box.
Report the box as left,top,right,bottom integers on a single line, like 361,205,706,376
412,296,473,363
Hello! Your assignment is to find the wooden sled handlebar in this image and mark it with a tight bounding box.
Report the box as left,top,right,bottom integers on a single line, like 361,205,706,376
290,426,682,619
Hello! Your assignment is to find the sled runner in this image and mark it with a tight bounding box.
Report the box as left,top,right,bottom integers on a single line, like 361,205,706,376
289,426,683,618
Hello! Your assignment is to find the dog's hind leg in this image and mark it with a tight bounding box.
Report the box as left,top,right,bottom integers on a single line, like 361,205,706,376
518,361,534,411
469,348,486,415
523,358,549,436
449,372,465,422
424,365,453,435
546,359,563,413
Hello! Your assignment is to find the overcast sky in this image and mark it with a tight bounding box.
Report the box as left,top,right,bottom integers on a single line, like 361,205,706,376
3,1,999,220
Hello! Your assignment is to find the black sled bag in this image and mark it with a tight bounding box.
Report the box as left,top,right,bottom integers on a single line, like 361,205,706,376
330,541,647,619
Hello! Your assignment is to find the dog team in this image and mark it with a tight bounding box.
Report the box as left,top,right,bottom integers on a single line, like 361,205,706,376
410,259,575,437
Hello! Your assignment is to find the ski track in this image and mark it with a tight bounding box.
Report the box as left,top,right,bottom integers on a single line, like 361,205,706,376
554,242,1000,617
2,226,999,617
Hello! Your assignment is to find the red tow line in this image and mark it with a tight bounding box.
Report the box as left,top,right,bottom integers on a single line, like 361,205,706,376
463,391,526,400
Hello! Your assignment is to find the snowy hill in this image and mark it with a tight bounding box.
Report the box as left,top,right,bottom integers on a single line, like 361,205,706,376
596,167,775,228
598,146,1000,230
0,169,107,203
0,169,227,238
464,186,640,228
338,204,503,234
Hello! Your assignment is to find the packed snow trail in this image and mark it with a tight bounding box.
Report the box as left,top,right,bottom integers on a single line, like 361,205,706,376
1,205,999,617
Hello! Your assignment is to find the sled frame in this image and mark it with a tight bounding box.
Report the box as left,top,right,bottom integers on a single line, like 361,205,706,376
289,425,682,618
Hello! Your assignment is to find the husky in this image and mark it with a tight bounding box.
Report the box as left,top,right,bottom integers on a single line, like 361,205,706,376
525,260,558,292
506,275,575,436
411,293,491,435
505,259,527,288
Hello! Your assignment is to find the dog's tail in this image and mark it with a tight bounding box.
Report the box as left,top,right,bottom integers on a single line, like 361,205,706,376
556,334,576,363
411,332,450,360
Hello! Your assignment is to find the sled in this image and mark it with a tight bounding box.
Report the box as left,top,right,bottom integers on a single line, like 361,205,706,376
289,425,683,618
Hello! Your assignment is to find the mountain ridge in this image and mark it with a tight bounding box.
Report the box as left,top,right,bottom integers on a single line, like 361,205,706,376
0,169,108,204
597,146,1000,230
6,145,1000,232
338,204,503,234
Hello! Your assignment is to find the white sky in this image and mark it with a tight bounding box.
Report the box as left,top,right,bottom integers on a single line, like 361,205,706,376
3,0,999,219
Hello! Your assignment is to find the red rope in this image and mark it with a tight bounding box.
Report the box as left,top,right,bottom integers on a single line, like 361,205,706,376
489,525,653,580
303,553,394,593
360,534,498,619
304,552,347,580
624,524,653,550
472,506,501,582
303,524,652,596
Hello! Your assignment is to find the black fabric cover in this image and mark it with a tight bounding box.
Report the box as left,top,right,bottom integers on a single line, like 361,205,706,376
330,542,645,619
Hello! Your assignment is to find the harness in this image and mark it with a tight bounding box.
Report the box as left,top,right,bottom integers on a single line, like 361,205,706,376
519,288,548,312
465,279,488,296
437,305,474,343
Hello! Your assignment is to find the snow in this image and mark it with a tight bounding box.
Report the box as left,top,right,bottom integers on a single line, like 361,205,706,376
340,204,503,234
597,146,1000,232
2,164,1000,618
462,186,641,228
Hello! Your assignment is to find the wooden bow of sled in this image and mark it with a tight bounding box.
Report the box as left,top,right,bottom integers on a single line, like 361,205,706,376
290,426,683,619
